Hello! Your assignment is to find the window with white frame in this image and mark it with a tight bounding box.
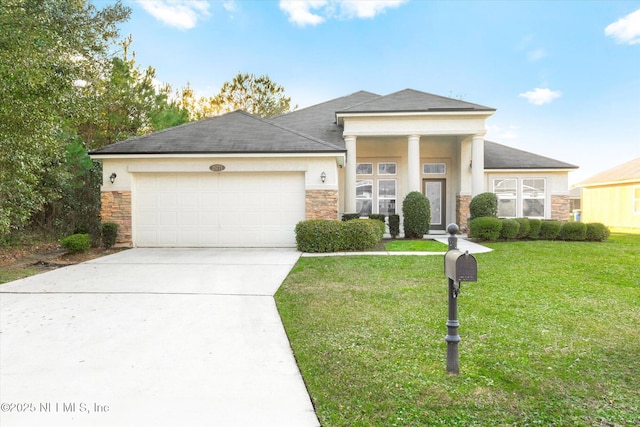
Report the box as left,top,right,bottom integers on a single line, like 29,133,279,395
634,186,640,215
356,161,398,216
494,179,517,217
356,179,373,216
522,178,545,218
423,163,446,174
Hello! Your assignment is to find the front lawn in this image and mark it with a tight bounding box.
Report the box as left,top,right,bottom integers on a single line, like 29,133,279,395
275,234,640,426
385,239,448,252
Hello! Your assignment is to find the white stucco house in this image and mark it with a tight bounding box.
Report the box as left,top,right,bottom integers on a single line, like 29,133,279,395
89,89,578,247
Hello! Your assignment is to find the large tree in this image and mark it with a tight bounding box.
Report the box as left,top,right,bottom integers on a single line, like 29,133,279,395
0,0,130,237
212,72,295,118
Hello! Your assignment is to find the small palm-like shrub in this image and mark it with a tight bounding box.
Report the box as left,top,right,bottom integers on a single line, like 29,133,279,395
470,192,498,219
402,191,431,238
469,216,502,241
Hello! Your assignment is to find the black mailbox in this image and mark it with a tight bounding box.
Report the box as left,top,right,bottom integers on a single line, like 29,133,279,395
444,249,478,282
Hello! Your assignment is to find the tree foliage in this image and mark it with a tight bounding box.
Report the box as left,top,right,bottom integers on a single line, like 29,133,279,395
213,72,295,118
0,0,130,236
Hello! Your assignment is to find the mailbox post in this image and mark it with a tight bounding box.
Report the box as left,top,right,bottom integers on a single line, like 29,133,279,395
443,223,477,374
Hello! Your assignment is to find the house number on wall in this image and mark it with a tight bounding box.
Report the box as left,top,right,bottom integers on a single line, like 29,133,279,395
209,164,226,172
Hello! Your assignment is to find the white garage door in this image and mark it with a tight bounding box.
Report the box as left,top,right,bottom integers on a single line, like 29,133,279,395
133,173,305,247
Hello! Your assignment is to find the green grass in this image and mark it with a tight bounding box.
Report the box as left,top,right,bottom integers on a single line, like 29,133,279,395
275,234,640,426
385,239,448,252
0,267,42,284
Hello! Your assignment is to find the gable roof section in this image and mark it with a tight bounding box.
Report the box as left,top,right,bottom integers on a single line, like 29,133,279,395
271,91,380,146
484,141,578,170
337,89,495,114
578,157,640,187
90,110,343,155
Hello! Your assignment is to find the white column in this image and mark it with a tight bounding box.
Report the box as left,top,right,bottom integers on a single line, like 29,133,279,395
471,134,485,196
407,135,421,193
344,135,357,213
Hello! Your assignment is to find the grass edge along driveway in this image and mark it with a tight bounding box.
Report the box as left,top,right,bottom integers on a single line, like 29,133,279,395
275,234,640,426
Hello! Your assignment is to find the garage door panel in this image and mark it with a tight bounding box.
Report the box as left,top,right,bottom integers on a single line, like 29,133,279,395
134,173,304,247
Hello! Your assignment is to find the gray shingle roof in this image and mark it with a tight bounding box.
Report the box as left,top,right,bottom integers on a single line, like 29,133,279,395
271,91,380,147
337,89,495,114
484,141,578,170
90,110,343,155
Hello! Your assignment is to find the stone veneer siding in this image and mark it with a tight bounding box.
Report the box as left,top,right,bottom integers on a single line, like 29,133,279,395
100,191,132,243
306,189,338,220
456,195,471,233
551,195,570,222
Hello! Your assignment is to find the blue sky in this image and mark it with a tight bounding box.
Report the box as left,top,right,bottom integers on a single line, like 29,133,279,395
111,0,640,184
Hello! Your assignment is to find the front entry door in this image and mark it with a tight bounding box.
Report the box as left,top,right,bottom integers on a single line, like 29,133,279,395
424,179,446,231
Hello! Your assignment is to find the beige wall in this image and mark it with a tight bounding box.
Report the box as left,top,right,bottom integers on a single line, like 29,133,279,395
582,183,640,232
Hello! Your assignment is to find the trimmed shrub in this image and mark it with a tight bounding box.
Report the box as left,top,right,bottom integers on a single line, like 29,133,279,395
559,222,587,241
388,214,400,238
101,222,118,248
295,219,382,252
295,220,342,252
342,219,381,251
469,216,502,241
585,223,610,242
470,192,498,219
515,218,531,239
341,213,360,221
402,191,431,238
499,219,520,240
538,220,562,240
528,218,542,240
61,233,91,253
369,214,385,223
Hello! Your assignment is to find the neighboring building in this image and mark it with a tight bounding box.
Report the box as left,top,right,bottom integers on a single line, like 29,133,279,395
89,89,578,247
578,157,640,233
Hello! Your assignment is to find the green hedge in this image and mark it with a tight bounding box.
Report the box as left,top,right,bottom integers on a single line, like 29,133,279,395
469,216,502,241
402,191,430,238
499,218,520,240
341,213,360,221
528,218,542,239
470,192,498,219
539,220,562,240
61,233,91,253
515,218,531,239
295,219,383,252
585,223,610,242
559,222,587,241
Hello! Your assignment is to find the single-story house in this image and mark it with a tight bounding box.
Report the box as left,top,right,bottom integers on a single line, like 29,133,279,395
89,89,578,247
577,157,640,233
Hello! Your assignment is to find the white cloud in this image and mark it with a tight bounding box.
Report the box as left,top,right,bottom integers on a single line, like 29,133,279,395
519,88,562,105
279,0,406,27
527,48,546,62
136,0,211,30
605,8,640,45
486,124,519,140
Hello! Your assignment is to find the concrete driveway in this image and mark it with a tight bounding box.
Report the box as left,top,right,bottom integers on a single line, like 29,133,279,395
0,248,319,427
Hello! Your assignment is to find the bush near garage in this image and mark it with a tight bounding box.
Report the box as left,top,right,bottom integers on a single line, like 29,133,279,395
60,233,91,253
585,222,610,242
559,221,587,241
295,219,383,253
538,220,562,240
499,218,520,240
469,216,502,241
101,222,118,248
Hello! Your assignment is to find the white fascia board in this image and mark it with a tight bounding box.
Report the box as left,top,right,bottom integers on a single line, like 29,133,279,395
336,110,494,125
91,152,344,160
581,178,640,188
485,168,577,173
